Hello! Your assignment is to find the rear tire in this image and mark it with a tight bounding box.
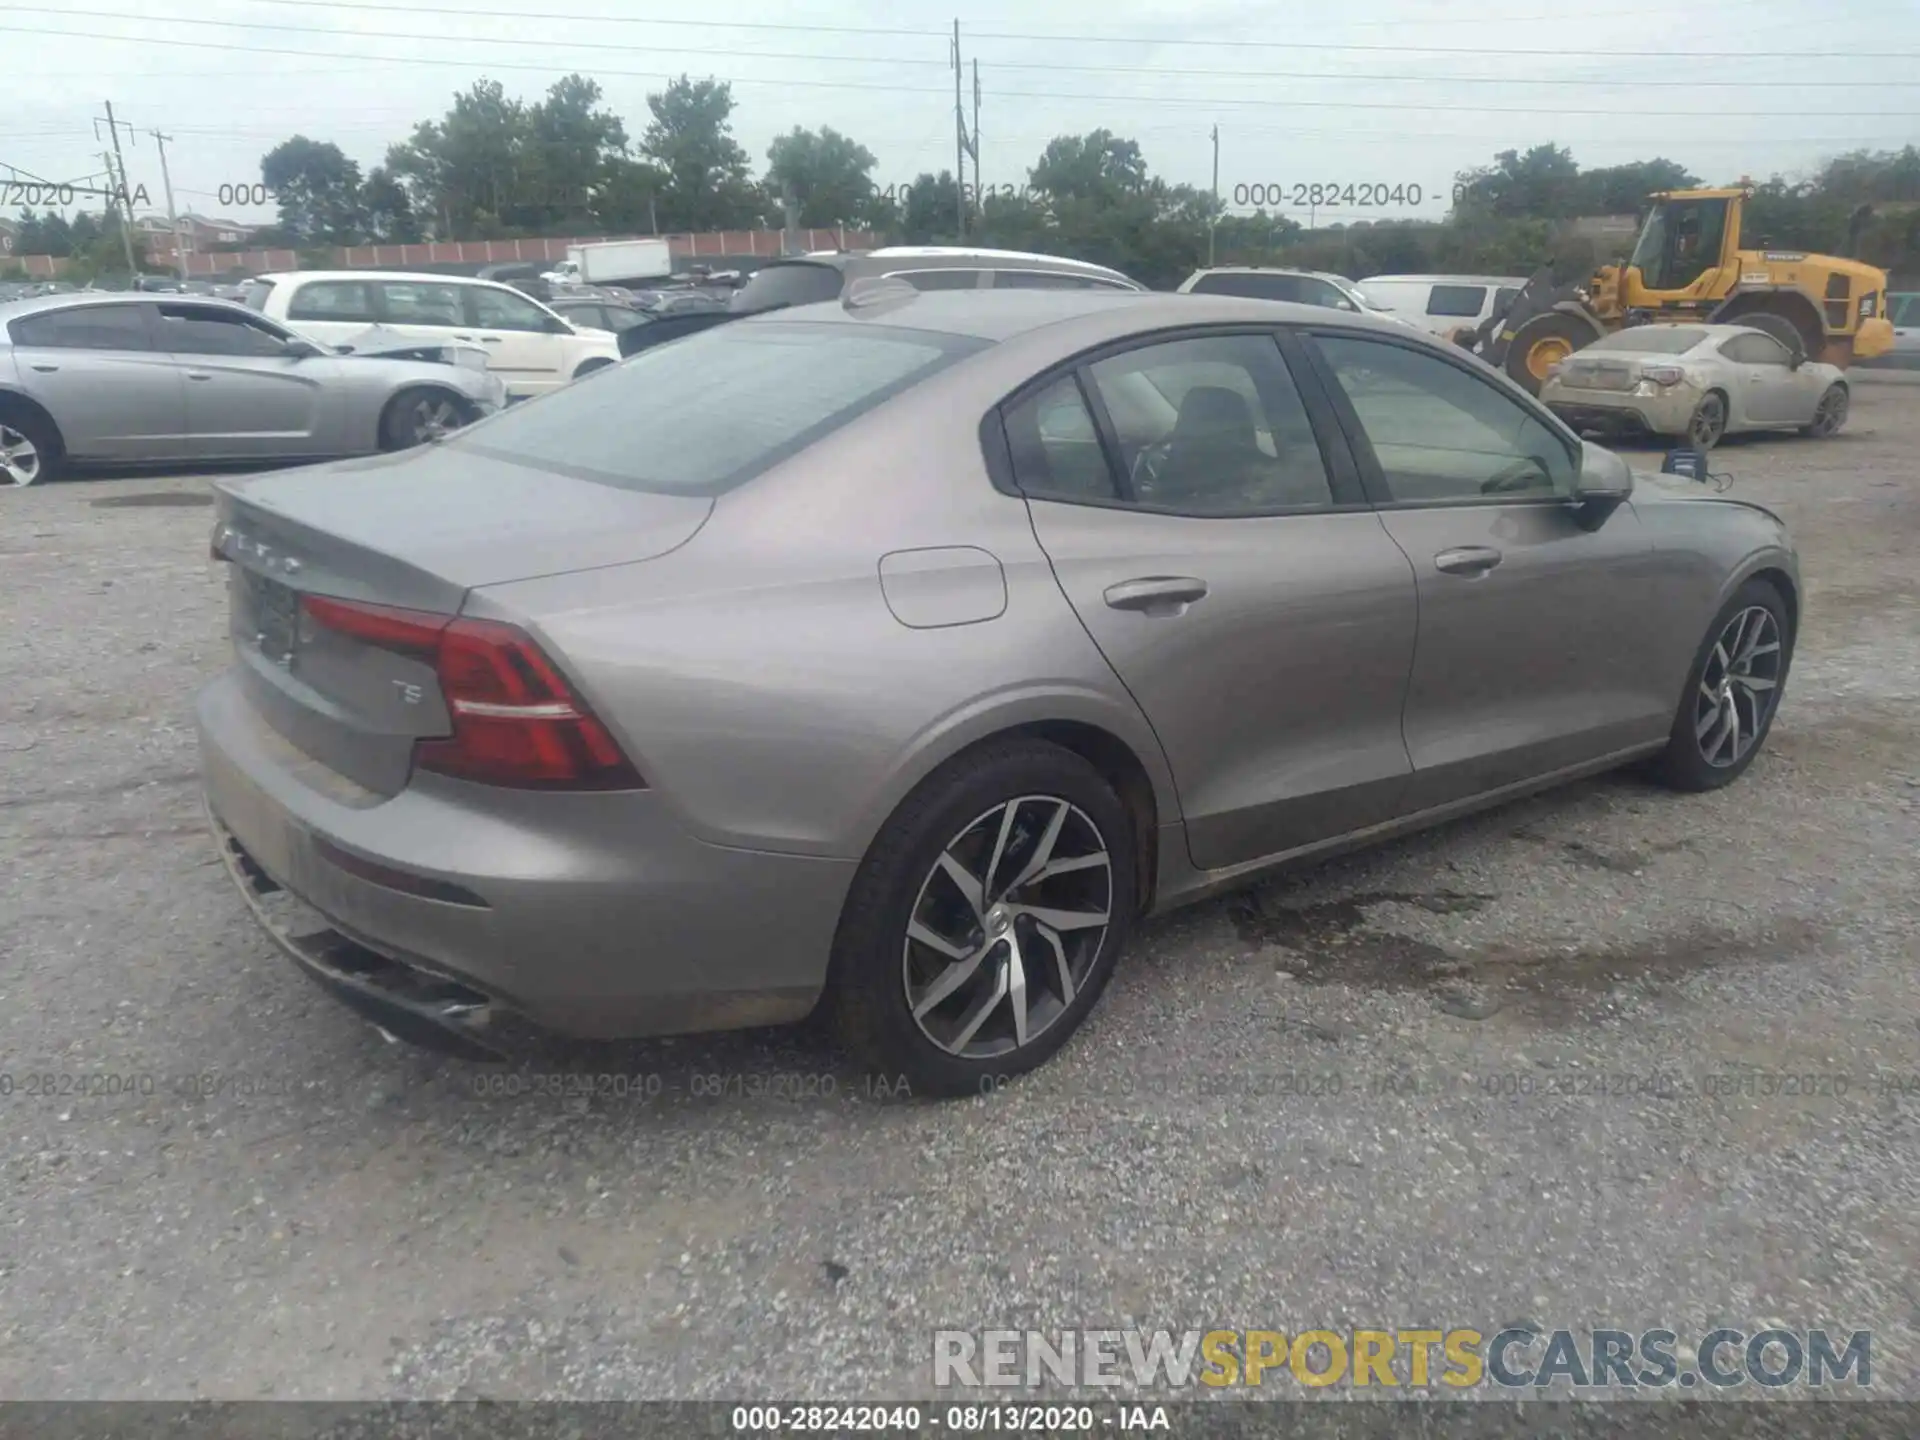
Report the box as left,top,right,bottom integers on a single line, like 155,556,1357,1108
1687,390,1729,450
1504,312,1597,394
1801,383,1848,438
380,388,475,451
0,406,62,487
1647,578,1792,792
830,740,1136,1098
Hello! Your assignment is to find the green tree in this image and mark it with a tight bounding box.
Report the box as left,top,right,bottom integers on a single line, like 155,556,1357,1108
1029,130,1150,208
359,166,422,243
520,74,629,231
1575,158,1699,214
764,125,880,227
1454,143,1582,219
641,76,762,231
260,136,366,244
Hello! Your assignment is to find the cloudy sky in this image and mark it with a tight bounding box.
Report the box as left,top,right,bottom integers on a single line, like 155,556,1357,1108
3,0,1917,230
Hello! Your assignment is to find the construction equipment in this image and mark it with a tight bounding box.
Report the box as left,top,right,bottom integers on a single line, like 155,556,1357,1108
1460,181,1897,394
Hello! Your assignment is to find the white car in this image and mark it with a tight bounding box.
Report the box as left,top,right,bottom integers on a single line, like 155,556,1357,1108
242,271,621,402
1177,267,1420,330
1352,273,1531,339
1541,323,1850,449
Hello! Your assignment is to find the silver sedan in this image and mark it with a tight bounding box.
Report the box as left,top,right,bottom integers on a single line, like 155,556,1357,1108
0,293,508,487
197,289,1799,1095
1541,322,1850,449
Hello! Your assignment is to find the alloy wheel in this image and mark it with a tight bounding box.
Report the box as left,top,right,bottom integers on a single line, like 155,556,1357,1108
1689,394,1726,449
406,396,466,445
1694,605,1783,768
0,423,43,487
1811,386,1847,437
901,795,1113,1060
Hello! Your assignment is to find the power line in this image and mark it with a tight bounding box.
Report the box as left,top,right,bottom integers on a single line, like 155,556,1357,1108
65,0,1920,57
6,25,1917,116
13,7,1906,87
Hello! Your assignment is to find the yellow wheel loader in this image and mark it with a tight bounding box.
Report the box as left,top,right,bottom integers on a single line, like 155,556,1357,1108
1461,182,1897,394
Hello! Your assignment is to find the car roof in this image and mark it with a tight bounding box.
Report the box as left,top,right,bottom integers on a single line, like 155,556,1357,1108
757,248,1137,284
1360,273,1531,286
0,291,264,322
251,270,517,286
1188,266,1347,281
730,287,1425,346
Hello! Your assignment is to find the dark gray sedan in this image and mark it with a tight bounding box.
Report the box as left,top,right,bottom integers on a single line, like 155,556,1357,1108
0,293,508,486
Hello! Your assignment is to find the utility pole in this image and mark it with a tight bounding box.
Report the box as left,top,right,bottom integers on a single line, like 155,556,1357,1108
149,128,189,282
1209,124,1220,267
94,102,139,277
952,20,966,238
972,60,980,210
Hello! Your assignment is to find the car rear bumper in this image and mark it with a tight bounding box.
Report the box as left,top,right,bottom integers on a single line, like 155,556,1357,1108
1546,383,1700,437
197,669,856,1054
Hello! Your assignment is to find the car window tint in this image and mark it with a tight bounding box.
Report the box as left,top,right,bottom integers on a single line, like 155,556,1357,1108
7,304,152,351
470,285,552,332
894,269,982,291
156,306,292,356
454,320,984,495
1003,376,1117,502
1725,333,1790,365
1425,284,1487,317
1084,333,1335,514
1189,272,1309,302
1315,333,1576,503
286,280,378,324
730,262,843,312
376,281,464,326
992,270,1098,290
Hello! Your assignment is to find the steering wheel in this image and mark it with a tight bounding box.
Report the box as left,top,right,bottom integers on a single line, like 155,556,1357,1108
1481,457,1550,494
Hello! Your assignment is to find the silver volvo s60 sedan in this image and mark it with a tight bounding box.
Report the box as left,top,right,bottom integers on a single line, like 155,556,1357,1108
197,286,1799,1095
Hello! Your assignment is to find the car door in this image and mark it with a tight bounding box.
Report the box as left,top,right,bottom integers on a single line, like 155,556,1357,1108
5,302,187,461
279,278,381,350
1304,328,1674,813
371,278,469,351
465,282,571,397
1720,332,1808,424
1002,329,1419,871
153,303,341,460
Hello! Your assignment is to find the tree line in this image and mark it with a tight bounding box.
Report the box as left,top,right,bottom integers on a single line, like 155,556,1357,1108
7,71,1918,287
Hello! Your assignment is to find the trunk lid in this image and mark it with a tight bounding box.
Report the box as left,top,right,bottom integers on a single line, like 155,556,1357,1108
1560,357,1639,391
214,445,712,796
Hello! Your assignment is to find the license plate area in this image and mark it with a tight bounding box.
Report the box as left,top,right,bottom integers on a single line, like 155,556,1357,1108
241,568,300,667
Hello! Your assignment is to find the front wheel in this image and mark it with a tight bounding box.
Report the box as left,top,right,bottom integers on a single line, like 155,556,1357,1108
830,740,1136,1098
1801,383,1848,438
1647,579,1792,792
380,388,475,450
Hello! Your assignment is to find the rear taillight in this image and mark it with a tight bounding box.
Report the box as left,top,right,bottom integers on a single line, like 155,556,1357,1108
301,595,644,791
1641,364,1685,386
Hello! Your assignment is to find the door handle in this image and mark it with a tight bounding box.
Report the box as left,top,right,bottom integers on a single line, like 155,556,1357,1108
1433,546,1503,576
186,371,213,381
479,336,503,343
30,363,58,372
1103,576,1208,613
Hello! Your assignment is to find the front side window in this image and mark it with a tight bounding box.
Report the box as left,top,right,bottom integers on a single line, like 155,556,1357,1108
1082,333,1335,514
1722,333,1791,366
8,304,152,351
286,280,377,324
1314,333,1576,503
454,320,984,495
1425,285,1487,318
469,285,555,332
155,305,295,356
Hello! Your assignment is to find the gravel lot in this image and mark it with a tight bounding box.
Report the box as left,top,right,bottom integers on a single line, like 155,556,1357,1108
2,379,1916,1407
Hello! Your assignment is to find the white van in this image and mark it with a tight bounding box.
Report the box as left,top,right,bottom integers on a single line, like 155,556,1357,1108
243,271,622,401
1352,273,1530,339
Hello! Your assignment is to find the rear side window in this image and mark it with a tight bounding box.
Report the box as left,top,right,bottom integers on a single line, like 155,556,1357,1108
1493,286,1521,315
895,269,983,291
8,304,152,351
1003,377,1116,502
455,320,986,495
1190,272,1311,302
287,280,377,324
378,280,463,325
730,262,844,313
1425,285,1488,317
991,270,1100,290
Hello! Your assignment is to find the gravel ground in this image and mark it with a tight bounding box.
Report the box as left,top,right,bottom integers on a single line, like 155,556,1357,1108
1,383,1916,1409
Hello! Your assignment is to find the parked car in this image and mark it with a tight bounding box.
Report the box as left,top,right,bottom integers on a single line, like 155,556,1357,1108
729,247,1144,313
546,296,650,334
1541,322,1849,449
242,271,621,401
0,293,506,486
1354,273,1531,339
1177,266,1401,318
197,287,1798,1093
1858,290,1920,371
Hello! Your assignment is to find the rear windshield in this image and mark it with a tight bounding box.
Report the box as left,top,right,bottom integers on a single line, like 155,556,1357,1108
453,320,987,495
1588,326,1706,354
241,280,275,311
730,262,844,314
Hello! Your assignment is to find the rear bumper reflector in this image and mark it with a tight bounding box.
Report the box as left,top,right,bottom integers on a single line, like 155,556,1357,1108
310,835,492,909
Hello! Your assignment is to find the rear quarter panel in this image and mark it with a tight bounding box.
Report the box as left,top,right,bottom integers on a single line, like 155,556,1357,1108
466,337,1181,860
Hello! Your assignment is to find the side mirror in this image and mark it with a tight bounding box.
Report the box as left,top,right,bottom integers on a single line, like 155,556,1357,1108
282,338,323,359
1571,440,1634,526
